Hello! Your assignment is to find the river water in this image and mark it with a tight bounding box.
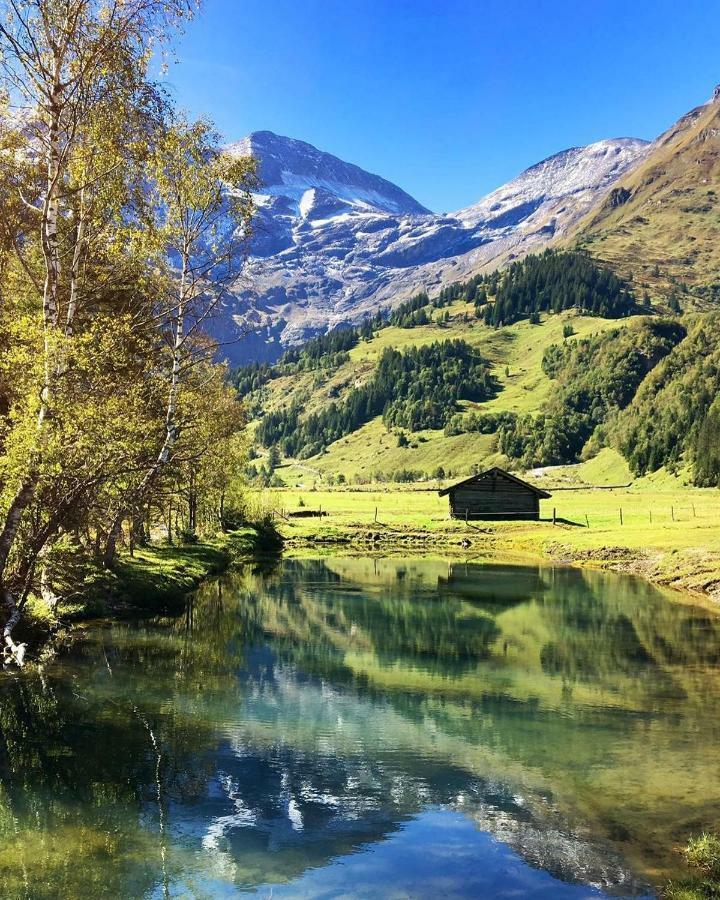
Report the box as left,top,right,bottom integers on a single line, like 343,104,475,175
2,556,720,898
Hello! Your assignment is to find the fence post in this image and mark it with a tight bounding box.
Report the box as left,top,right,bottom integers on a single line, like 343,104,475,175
375,506,378,523
671,506,675,522
552,507,556,525
649,510,652,524
692,503,697,518
585,513,589,528
620,508,623,526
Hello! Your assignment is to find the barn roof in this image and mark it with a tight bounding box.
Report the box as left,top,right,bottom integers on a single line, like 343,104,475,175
438,467,552,499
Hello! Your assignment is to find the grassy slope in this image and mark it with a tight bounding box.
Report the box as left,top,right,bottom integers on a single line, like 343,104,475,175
254,305,637,483
568,97,720,298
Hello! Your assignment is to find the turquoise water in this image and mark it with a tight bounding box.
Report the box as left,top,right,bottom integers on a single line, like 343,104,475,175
2,556,720,898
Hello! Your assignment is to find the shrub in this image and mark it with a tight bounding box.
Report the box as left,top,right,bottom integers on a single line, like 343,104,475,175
665,833,720,900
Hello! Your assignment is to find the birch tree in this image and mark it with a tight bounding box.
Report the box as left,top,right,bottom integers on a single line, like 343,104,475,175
0,0,196,662
101,117,256,563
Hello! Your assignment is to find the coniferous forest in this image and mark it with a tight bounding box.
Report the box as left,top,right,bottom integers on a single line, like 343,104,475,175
481,250,638,326
256,340,495,457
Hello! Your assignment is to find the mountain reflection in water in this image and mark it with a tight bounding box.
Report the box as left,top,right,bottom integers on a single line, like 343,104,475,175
2,556,720,898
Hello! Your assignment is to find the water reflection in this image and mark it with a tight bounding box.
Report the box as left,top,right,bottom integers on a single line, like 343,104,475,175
1,557,720,898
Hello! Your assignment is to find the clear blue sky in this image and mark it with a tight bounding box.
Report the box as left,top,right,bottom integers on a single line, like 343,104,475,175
168,0,720,212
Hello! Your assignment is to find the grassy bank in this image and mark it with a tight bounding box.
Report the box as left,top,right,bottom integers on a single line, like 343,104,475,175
18,525,282,659
666,833,720,899
99,527,273,615
262,461,720,602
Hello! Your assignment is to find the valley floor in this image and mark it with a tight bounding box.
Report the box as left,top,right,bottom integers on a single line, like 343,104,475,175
261,459,720,604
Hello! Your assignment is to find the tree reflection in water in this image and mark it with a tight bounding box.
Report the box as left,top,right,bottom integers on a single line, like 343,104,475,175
1,556,719,897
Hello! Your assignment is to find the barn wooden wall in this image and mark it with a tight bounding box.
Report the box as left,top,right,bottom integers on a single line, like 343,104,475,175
448,476,541,520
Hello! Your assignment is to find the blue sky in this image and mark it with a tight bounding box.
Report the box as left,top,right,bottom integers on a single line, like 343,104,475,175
169,0,720,212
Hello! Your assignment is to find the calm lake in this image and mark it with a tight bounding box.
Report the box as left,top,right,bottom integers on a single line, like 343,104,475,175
2,556,720,898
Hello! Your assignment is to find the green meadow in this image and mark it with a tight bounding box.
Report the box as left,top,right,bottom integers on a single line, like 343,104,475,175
258,449,720,601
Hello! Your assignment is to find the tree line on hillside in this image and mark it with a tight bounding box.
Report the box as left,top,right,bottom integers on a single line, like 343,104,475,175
0,0,257,663
278,325,361,370
231,326,365,399
255,340,495,458
609,314,720,484
388,291,432,327
444,410,518,437
387,288,471,327
438,272,496,307
490,320,685,468
695,397,720,487
481,250,638,327
231,288,452,394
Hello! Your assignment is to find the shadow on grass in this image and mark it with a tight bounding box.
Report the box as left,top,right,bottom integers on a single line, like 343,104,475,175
104,525,283,618
540,516,586,527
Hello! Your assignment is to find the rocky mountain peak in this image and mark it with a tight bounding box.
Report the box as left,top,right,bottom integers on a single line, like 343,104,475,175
228,130,430,216
215,131,650,363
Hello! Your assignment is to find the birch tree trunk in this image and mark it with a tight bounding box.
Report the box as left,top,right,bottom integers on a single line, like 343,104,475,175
102,250,188,563
1,63,64,663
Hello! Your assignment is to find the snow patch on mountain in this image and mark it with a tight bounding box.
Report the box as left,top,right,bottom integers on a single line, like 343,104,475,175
455,138,650,228
219,132,650,363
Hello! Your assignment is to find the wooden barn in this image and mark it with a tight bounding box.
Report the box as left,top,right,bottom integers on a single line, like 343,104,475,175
438,467,551,521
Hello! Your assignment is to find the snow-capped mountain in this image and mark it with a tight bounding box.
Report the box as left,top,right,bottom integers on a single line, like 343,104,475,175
455,139,650,233
229,131,429,221
219,132,649,362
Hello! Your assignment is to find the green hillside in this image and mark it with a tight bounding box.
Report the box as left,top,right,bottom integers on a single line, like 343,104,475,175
236,250,720,490
235,256,644,483
568,95,720,305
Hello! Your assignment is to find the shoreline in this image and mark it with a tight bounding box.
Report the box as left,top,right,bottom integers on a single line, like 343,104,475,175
542,542,720,605
281,524,720,607
12,525,283,666
267,480,720,607
10,516,719,667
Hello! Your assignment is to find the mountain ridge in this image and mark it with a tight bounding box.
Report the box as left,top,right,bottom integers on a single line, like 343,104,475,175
220,132,649,361
568,87,720,296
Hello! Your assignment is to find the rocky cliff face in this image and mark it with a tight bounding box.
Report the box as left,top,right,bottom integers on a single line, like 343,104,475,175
218,132,649,362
